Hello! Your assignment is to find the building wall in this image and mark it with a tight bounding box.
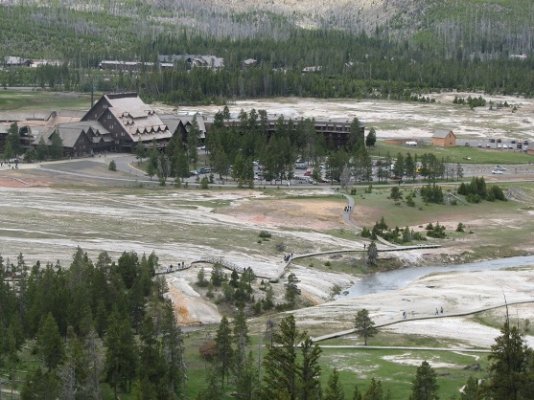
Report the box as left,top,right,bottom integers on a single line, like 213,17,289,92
432,133,456,147
70,133,93,157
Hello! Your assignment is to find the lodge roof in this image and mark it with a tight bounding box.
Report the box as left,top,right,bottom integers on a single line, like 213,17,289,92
103,93,172,143
43,121,109,148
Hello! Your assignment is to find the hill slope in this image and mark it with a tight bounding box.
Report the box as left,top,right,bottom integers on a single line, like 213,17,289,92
1,0,533,54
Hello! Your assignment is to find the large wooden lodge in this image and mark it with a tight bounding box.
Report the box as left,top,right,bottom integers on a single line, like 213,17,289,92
1,92,360,157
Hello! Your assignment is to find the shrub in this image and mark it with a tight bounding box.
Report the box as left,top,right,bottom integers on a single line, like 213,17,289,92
466,193,481,203
427,223,446,238
259,230,272,239
490,185,507,201
200,176,209,189
199,340,217,361
108,160,117,171
361,227,372,238
390,186,402,201
456,223,465,232
420,184,443,204
275,242,286,252
413,232,427,241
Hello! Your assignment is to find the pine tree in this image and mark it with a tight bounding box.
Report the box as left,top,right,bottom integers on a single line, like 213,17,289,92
461,376,482,400
367,241,378,267
404,153,416,181
21,368,59,400
37,313,64,371
49,132,64,160
298,337,322,400
352,385,363,400
486,319,529,400
137,316,166,398
187,115,200,167
324,368,345,400
365,127,377,148
161,300,186,399
104,310,138,397
354,309,378,346
261,315,303,400
215,316,234,387
234,351,259,400
36,137,49,160
363,378,384,400
409,361,439,400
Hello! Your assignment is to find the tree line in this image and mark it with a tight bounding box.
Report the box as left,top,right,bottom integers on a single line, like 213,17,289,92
0,248,186,399
1,5,533,101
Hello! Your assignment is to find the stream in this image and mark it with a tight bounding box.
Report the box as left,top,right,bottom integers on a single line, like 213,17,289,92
341,255,534,298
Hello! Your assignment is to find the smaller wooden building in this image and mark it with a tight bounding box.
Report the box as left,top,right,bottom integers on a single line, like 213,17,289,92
432,130,456,147
41,121,112,157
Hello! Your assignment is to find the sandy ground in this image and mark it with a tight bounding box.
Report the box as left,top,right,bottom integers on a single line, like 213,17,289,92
218,197,346,230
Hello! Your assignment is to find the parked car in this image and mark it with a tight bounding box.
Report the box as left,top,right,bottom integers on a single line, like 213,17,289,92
491,170,504,175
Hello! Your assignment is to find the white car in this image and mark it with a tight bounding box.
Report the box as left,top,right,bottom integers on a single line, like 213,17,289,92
491,170,504,175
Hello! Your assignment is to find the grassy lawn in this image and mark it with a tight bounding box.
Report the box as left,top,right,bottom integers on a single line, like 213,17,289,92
182,329,489,400
320,347,487,399
352,186,515,228
0,89,92,110
295,254,367,275
370,141,533,164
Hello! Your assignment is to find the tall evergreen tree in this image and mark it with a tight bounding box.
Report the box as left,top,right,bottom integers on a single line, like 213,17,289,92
486,318,529,400
49,132,64,160
298,337,322,400
215,316,234,387
363,378,384,400
409,361,439,400
37,313,64,371
161,301,186,399
261,315,303,400
104,310,138,398
460,376,482,400
21,368,59,400
324,368,344,400
365,127,377,148
354,309,378,346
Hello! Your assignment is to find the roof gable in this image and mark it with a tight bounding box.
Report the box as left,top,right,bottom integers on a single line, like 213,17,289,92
433,129,455,139
83,93,172,144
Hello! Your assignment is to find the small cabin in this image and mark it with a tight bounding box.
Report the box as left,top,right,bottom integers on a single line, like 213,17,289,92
432,130,456,147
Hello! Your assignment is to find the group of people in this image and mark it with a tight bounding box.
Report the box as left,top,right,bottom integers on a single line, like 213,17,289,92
283,253,294,262
401,306,444,320
344,205,352,213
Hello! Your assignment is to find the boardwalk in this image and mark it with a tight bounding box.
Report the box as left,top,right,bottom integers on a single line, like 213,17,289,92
154,194,440,281
311,299,534,343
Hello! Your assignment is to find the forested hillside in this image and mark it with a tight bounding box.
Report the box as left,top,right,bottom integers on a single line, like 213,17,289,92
0,0,533,102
